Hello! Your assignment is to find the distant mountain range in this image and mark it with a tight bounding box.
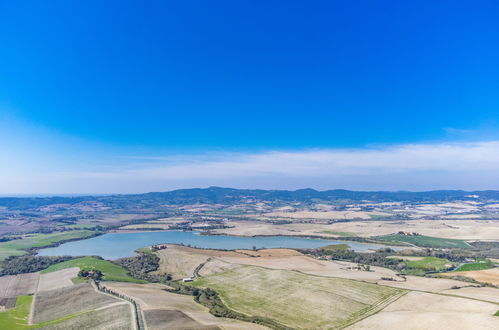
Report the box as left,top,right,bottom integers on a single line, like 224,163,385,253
1,187,499,210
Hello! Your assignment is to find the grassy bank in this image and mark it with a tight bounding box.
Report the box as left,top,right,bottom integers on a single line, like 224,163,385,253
41,256,146,283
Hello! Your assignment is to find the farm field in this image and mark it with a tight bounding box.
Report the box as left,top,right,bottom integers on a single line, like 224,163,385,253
190,265,405,329
390,256,454,271
156,245,404,283
154,246,211,280
0,272,39,298
212,219,499,241
37,267,79,292
40,256,145,283
0,230,96,261
143,309,219,330
375,234,471,249
439,268,499,286
453,258,493,271
0,295,32,329
37,303,132,330
102,282,267,329
32,283,118,323
350,291,499,330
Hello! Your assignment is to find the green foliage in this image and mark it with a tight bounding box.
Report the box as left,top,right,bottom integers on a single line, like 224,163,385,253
0,255,74,276
375,234,471,249
78,269,103,280
114,253,160,281
41,256,145,283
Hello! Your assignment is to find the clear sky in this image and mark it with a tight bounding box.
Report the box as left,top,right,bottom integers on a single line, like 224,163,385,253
1,1,499,194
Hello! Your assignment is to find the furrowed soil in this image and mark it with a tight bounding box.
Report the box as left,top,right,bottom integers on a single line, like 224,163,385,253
32,283,118,323
0,272,39,297
37,267,79,292
102,282,268,329
38,302,132,330
191,265,405,329
349,291,499,330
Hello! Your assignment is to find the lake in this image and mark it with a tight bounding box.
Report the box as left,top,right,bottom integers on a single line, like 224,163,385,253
38,231,398,260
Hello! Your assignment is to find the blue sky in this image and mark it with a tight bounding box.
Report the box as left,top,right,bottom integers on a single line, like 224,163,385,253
1,1,499,194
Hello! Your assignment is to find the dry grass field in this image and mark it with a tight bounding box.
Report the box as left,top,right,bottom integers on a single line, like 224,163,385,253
438,268,499,286
156,245,403,283
38,302,132,330
350,291,499,330
37,267,79,292
102,282,267,329
0,272,39,297
191,265,405,329
154,246,211,279
33,283,118,323
213,219,499,240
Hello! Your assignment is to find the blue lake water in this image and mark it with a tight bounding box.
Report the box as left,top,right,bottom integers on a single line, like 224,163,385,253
38,231,398,260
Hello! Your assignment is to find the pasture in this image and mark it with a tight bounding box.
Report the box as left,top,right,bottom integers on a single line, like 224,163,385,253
191,265,405,329
375,234,471,249
40,256,144,283
0,295,31,329
396,256,453,271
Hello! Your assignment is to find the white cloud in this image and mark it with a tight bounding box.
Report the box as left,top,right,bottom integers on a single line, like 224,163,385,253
2,141,499,194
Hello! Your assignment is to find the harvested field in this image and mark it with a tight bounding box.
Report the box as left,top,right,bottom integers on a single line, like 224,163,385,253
38,302,132,330
350,291,499,329
204,249,403,282
154,246,211,280
144,309,219,330
33,283,119,323
439,268,499,286
0,272,39,297
0,297,16,310
37,267,79,292
192,265,405,329
102,282,267,329
440,286,499,304
213,219,499,240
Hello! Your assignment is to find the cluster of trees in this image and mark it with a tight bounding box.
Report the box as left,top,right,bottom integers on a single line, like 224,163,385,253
114,252,172,281
78,268,103,280
0,255,74,275
302,247,408,271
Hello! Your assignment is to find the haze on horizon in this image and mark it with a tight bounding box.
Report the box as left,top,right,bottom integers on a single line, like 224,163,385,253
1,1,499,195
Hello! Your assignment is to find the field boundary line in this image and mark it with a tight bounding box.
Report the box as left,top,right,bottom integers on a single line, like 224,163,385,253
28,293,36,325
94,281,143,330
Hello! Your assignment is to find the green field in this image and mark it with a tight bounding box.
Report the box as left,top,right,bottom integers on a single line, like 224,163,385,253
0,231,96,261
403,257,453,271
375,234,471,249
0,296,32,329
191,265,404,329
320,243,351,251
454,258,493,272
320,230,357,237
40,256,145,283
